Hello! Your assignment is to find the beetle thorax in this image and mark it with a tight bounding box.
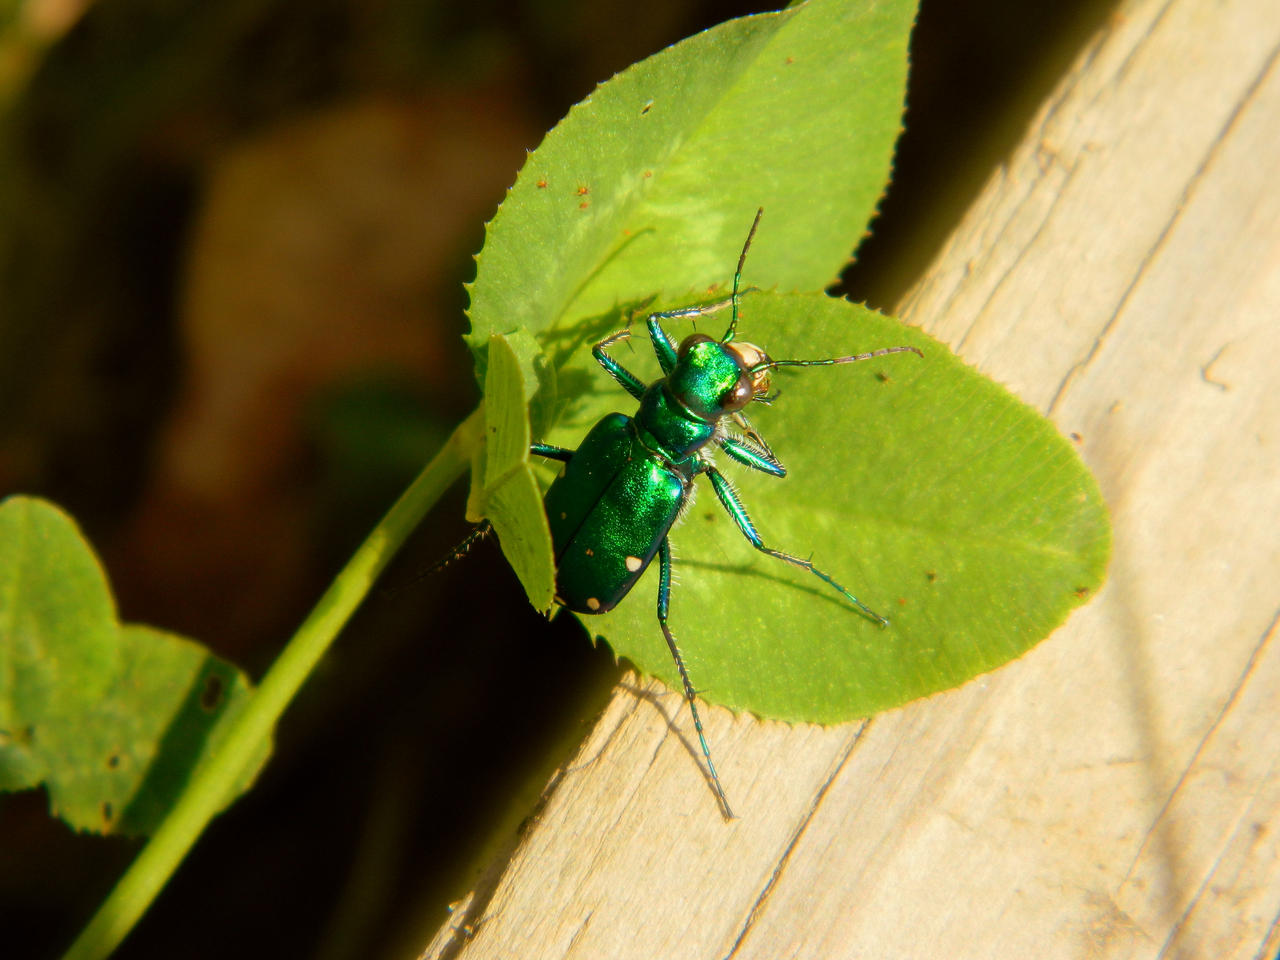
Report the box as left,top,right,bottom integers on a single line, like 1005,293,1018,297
635,381,717,463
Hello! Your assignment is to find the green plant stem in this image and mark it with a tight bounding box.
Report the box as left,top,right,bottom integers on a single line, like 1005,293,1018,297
62,408,482,960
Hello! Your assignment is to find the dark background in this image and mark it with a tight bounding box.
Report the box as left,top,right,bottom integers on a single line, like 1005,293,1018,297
0,1,1110,957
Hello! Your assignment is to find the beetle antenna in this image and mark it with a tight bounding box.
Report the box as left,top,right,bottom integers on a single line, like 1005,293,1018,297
758,345,923,371
723,207,763,345
382,521,493,597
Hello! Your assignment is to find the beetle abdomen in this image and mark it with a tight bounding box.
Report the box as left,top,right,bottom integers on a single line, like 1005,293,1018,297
545,413,688,614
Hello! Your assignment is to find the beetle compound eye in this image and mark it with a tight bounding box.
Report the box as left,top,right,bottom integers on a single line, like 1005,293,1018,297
723,375,754,412
678,333,715,357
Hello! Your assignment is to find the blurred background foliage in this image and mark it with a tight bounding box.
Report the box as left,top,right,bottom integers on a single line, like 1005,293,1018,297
0,0,1108,957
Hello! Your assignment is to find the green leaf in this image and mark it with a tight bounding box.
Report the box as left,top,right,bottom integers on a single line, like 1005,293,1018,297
467,332,557,613
580,293,1110,721
0,496,266,835
467,0,916,355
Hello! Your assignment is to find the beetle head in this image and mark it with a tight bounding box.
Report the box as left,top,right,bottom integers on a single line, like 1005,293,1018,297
669,332,773,420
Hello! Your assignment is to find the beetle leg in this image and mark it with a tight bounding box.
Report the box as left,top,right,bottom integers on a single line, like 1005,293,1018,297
530,442,573,463
657,537,735,820
592,332,648,401
730,410,775,457
703,466,888,627
646,301,735,374
386,521,494,596
643,311,681,373
718,431,786,478
643,284,763,375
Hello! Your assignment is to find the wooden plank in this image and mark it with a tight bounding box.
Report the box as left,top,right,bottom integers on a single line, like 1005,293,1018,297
423,0,1280,956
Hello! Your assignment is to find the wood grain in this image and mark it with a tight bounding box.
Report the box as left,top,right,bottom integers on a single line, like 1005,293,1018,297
424,0,1280,956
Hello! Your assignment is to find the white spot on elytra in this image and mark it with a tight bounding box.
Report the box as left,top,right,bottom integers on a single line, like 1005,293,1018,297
625,555,642,572
587,597,601,611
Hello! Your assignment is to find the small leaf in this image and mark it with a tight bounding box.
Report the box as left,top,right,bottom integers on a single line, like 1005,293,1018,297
468,334,557,613
0,496,266,835
579,294,1110,721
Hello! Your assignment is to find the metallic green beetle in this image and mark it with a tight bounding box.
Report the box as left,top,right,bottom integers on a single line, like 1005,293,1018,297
532,210,921,817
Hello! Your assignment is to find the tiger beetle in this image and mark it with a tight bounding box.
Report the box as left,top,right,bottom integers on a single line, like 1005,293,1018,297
528,208,922,818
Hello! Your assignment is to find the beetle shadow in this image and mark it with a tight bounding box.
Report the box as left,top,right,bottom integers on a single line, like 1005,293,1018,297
534,224,654,373
560,223,655,323
674,553,891,621
614,674,736,818
554,654,734,817
537,298,660,432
